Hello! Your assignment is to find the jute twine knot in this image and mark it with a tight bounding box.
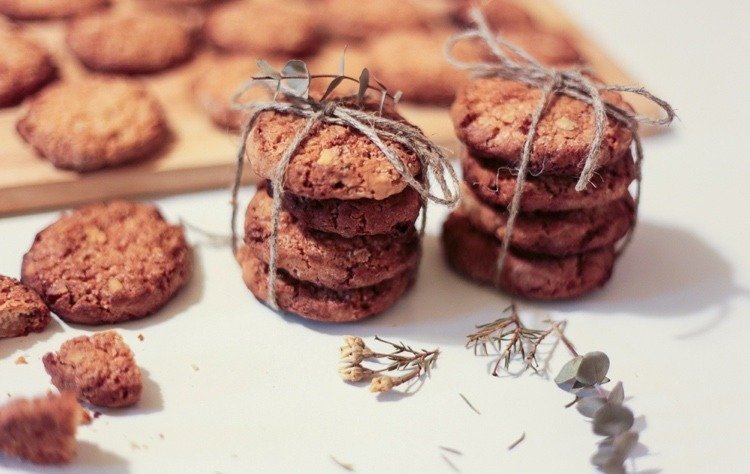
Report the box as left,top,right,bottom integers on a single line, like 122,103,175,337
444,8,676,283
230,73,460,310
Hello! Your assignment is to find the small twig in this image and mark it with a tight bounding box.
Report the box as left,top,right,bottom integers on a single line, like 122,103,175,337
330,455,353,472
439,446,463,455
507,432,526,451
551,321,578,357
459,393,481,415
440,453,460,472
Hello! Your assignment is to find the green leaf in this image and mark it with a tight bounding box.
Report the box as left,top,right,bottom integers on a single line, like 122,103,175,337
555,356,582,386
321,76,345,101
576,351,610,385
608,381,624,405
357,68,369,104
576,396,606,418
257,59,281,79
593,403,634,437
281,60,310,99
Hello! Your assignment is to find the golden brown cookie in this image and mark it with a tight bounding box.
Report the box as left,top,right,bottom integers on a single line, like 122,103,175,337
0,392,87,465
307,42,370,97
460,182,634,256
205,0,319,56
238,247,414,323
17,78,169,172
21,201,192,325
450,0,534,30
0,32,56,107
66,10,196,74
43,331,142,408
442,211,615,300
501,28,582,67
0,275,50,338
244,185,420,289
0,0,108,20
451,77,634,175
461,149,636,211
246,99,422,200
318,0,430,41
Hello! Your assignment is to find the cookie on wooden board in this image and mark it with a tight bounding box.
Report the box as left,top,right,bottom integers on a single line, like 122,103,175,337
238,247,414,323
0,0,108,21
450,0,534,30
244,185,420,289
21,201,191,325
17,78,169,172
0,32,56,107
0,275,50,338
43,331,142,408
317,0,430,42
461,149,636,212
442,211,615,300
451,77,634,175
66,10,196,74
0,392,87,465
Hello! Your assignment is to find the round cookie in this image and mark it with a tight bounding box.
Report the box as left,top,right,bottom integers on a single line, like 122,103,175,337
238,247,413,323
205,0,318,56
281,184,422,238
17,78,169,172
307,42,371,97
0,275,50,338
0,0,108,20
66,10,196,74
246,100,422,201
192,55,279,132
460,183,634,256
0,32,56,107
318,0,429,41
368,29,472,105
450,0,533,30
442,211,615,300
501,28,582,67
245,185,419,289
451,77,634,175
461,149,635,211
21,201,191,325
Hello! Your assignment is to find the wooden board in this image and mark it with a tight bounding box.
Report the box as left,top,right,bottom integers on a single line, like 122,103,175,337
0,1,655,216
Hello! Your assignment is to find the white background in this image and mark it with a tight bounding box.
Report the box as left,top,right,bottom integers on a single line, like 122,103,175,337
1,0,749,472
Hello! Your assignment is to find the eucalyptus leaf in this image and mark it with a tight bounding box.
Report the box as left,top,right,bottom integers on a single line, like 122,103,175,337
576,396,606,418
321,76,345,101
576,351,610,385
591,445,619,467
608,382,624,405
601,459,626,474
555,356,583,390
612,430,639,456
393,90,403,103
357,68,369,104
257,59,281,80
281,60,310,99
593,403,634,437
339,45,348,76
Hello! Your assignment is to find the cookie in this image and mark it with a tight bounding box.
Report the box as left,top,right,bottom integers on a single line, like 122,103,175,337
460,182,634,256
461,149,635,211
244,185,419,289
205,0,319,56
450,0,533,30
0,0,108,20
238,247,413,322
0,32,56,107
16,78,169,172
307,42,370,97
501,28,582,67
368,29,472,105
442,211,614,299
451,77,634,175
0,392,87,465
66,10,196,74
246,99,422,200
21,201,191,325
281,184,422,238
0,275,50,338
318,0,429,41
43,331,142,408
192,55,278,132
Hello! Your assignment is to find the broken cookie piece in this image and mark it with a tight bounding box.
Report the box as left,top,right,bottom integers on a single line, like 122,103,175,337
0,275,50,338
0,392,87,465
43,331,143,408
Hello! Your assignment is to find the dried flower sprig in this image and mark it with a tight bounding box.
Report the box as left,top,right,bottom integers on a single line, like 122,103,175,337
338,336,439,394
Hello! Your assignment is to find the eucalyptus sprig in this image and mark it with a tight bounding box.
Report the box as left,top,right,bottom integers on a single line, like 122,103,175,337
338,336,439,394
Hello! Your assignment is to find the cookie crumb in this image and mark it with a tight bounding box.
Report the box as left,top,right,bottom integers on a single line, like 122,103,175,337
159,433,165,440
191,364,199,372
93,411,102,419
130,441,141,450
15,356,27,365
137,334,144,342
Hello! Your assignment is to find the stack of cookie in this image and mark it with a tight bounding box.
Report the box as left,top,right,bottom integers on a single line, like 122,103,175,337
237,100,425,322
443,77,636,299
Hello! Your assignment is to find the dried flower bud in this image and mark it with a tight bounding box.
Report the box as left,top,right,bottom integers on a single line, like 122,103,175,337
338,365,372,382
369,375,394,393
342,336,365,349
340,345,365,365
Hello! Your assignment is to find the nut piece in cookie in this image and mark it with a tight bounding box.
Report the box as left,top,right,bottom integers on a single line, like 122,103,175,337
0,392,88,465
0,275,50,338
43,331,142,408
0,32,56,108
0,0,108,20
66,10,197,74
205,0,319,56
16,78,169,172
21,200,192,325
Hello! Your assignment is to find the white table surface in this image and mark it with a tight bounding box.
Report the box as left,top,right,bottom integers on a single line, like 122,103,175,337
2,1,749,472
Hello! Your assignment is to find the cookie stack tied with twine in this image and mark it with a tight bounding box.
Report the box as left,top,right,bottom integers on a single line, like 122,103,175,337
442,10,675,300
231,60,460,322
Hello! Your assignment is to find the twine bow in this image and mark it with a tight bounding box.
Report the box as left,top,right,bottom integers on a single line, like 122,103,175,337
445,8,676,281
230,76,460,310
